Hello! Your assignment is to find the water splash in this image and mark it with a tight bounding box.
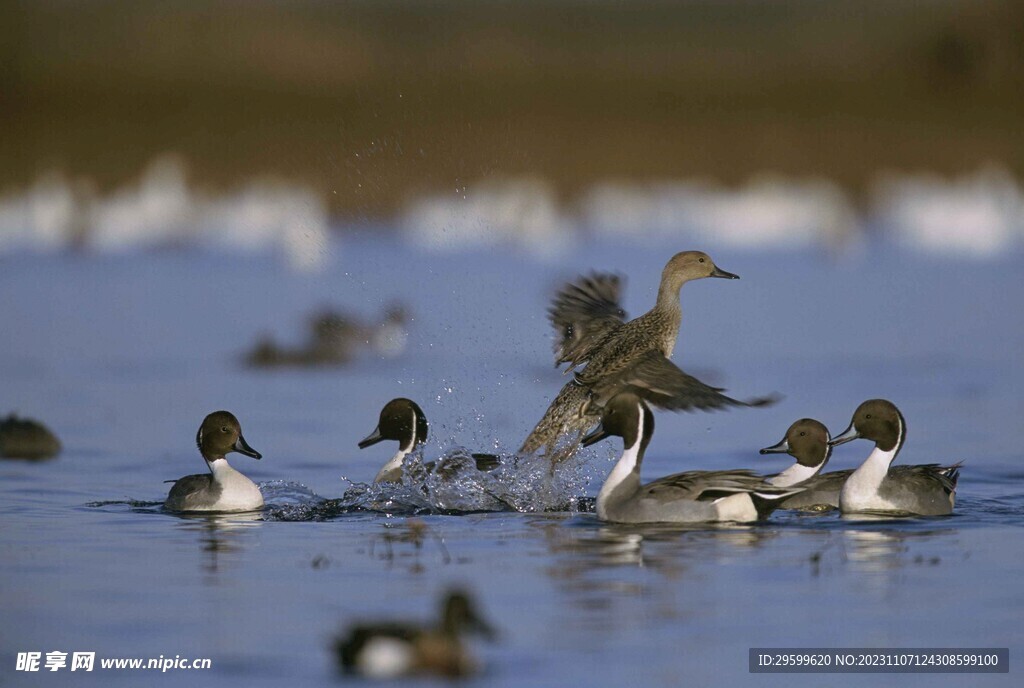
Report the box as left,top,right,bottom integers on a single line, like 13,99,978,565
262,446,597,522
373,446,596,514
87,456,599,523
257,480,331,521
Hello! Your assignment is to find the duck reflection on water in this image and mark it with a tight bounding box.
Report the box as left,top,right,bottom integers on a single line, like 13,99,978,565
535,517,779,619
841,526,954,576
171,511,262,575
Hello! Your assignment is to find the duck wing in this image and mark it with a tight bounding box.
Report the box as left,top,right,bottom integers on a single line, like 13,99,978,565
642,469,774,502
549,272,627,370
890,462,962,494
165,473,215,511
589,350,779,411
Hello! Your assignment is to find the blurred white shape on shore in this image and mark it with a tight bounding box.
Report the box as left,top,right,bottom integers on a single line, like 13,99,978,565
0,155,331,271
4,161,1024,262
580,176,859,253
402,178,572,258
872,166,1024,257
196,180,329,272
0,173,79,251
90,156,194,250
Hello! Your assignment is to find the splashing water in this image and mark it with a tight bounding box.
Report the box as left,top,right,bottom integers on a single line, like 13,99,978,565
368,446,596,514
82,455,598,523
277,445,597,520
258,480,332,521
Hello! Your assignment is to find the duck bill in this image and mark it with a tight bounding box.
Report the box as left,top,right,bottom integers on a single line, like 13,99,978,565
828,424,860,447
581,424,610,448
233,434,262,459
759,438,790,455
358,426,385,449
711,266,740,280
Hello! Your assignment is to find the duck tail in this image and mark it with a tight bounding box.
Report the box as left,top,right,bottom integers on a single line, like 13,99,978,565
941,461,963,489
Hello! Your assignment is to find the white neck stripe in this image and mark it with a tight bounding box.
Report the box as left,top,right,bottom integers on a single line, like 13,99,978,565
377,448,410,480
770,461,822,487
597,406,645,509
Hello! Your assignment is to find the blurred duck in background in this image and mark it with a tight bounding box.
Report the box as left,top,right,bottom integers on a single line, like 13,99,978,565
334,588,496,679
245,302,409,368
0,413,61,460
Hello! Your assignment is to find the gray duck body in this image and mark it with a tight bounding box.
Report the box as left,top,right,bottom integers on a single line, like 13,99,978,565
774,471,848,510
583,393,798,524
166,474,223,511
775,466,959,511
862,464,960,515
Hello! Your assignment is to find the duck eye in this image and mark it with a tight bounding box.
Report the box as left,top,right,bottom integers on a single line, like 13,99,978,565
221,426,230,433
799,432,805,436
698,257,705,263
865,414,872,420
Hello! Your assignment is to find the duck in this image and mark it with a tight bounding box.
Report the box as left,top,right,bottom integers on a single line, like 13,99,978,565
0,413,61,460
164,411,264,512
334,589,496,679
580,392,799,524
759,418,846,510
358,398,500,483
520,254,776,462
828,399,960,516
244,302,409,369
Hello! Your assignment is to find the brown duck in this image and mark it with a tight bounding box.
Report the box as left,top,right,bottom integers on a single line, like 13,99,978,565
520,251,775,461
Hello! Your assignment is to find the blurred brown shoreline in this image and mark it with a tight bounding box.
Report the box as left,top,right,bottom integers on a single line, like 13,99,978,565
4,0,1023,218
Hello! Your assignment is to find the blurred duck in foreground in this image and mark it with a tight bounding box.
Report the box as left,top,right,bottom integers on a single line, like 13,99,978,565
164,411,264,512
358,398,500,483
334,589,496,679
245,303,408,368
0,413,61,460
520,252,776,463
580,392,799,524
828,399,960,516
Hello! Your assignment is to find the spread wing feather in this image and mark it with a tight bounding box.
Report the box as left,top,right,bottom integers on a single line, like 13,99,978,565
548,273,627,369
590,350,780,411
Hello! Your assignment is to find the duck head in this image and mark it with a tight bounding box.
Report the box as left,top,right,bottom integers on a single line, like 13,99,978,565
196,411,261,461
581,392,655,454
441,590,496,640
760,418,831,469
660,250,738,292
829,399,905,453
359,398,429,453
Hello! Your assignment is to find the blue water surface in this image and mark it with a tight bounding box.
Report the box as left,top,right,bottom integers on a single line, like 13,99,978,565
1,233,1022,686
